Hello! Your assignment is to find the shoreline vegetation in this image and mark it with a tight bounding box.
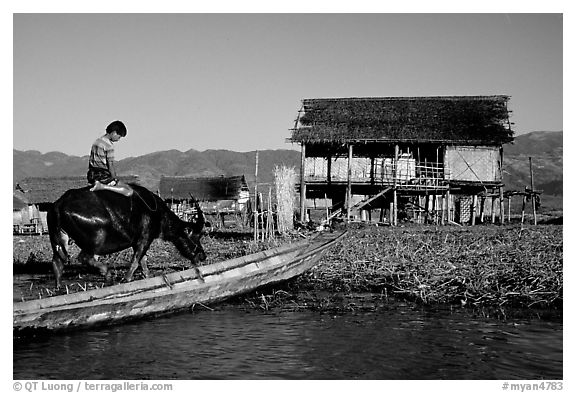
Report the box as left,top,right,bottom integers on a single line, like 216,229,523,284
13,224,562,319
242,223,563,319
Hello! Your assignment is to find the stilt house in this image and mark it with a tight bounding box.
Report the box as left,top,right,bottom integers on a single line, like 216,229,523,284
158,175,251,227
289,96,514,225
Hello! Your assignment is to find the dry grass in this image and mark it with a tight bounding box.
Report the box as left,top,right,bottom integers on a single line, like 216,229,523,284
296,224,562,310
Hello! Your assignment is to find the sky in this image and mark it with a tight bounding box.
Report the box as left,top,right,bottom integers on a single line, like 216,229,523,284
12,13,563,160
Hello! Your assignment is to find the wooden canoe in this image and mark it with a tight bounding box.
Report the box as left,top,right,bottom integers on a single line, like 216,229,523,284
14,230,347,334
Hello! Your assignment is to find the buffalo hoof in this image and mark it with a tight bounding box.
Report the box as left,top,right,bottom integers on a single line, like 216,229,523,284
122,275,134,283
195,266,205,283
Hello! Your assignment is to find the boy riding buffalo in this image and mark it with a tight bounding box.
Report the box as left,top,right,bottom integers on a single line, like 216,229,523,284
87,120,132,196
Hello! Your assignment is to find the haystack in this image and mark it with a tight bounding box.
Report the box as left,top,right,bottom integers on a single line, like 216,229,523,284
274,165,297,232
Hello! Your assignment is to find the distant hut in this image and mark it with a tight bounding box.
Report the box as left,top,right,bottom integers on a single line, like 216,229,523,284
289,96,514,225
158,175,251,227
14,175,138,233
13,193,34,234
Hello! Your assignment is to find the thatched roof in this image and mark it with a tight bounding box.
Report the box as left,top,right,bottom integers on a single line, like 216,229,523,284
290,96,513,145
15,175,139,204
158,175,249,201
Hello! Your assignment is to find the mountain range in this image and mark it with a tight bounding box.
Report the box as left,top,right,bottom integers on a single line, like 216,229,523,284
13,131,562,198
12,148,301,192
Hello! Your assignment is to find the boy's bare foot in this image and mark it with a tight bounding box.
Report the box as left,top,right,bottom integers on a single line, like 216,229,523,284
90,181,103,192
89,181,133,197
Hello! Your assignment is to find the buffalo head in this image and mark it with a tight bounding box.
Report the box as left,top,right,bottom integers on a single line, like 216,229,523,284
163,201,207,266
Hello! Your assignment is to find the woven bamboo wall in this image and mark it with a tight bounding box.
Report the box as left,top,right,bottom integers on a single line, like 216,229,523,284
305,157,373,181
305,156,416,182
374,157,416,182
456,196,472,224
304,157,328,179
444,146,500,182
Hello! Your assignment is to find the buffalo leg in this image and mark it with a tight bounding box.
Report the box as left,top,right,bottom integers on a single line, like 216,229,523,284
140,255,150,278
78,250,111,283
124,243,151,282
52,254,65,289
50,231,70,289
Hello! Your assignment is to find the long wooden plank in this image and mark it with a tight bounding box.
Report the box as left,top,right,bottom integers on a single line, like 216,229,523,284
353,187,392,210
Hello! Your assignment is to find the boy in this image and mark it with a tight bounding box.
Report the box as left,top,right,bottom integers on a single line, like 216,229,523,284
87,120,133,196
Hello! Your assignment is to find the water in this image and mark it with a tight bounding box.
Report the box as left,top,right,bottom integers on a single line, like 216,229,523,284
13,304,562,379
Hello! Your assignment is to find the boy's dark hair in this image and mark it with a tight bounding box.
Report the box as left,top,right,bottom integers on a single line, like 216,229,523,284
106,120,127,137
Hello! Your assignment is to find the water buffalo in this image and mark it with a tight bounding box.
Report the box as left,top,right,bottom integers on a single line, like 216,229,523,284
47,183,206,288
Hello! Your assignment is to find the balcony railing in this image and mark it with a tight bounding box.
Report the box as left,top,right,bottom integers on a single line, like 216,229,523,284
303,156,449,189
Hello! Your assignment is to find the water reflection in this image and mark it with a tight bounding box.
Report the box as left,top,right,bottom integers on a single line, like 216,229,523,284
14,305,562,379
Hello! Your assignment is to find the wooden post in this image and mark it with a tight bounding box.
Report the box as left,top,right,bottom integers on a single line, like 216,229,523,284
254,150,259,242
324,193,329,223
438,194,445,225
491,196,497,224
446,190,451,222
417,195,422,224
479,197,485,223
268,188,274,239
299,144,306,223
507,196,511,223
521,190,527,224
347,144,353,222
327,154,332,221
259,192,264,242
529,157,538,225
441,192,446,225
370,156,375,185
432,195,437,225
327,154,332,185
436,195,440,225
499,186,505,224
471,195,477,225
424,195,429,224
393,189,397,226
393,144,399,226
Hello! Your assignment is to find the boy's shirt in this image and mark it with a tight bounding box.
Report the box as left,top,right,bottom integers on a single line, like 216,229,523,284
89,134,115,171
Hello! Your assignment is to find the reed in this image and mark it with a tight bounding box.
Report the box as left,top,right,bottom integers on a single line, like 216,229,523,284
297,224,563,310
